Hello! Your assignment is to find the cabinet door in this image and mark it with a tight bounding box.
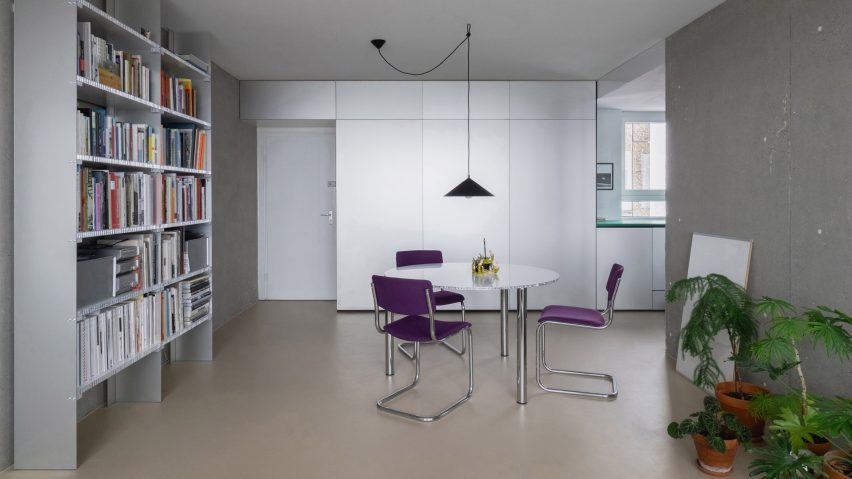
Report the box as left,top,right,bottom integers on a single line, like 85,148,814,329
596,228,653,310
240,81,336,120
652,227,666,291
336,120,423,309
423,120,509,309
510,120,596,309
509,82,596,120
336,81,422,120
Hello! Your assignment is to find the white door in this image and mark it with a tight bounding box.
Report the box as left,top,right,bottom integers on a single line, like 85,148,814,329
259,127,336,300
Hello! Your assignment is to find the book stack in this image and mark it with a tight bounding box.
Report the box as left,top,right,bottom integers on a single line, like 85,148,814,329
160,73,196,116
162,125,209,170
161,285,184,340
78,168,210,232
180,274,211,325
77,22,151,100
160,231,184,281
77,108,160,163
77,293,162,386
78,168,157,231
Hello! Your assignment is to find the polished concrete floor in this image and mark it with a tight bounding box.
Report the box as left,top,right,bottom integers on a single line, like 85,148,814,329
4,301,753,478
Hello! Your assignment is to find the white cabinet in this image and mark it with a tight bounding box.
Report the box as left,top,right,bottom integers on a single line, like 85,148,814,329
596,227,666,310
596,228,653,310
240,81,336,120
336,120,423,309
423,120,509,309
510,82,596,119
336,81,422,119
510,120,596,310
422,82,510,119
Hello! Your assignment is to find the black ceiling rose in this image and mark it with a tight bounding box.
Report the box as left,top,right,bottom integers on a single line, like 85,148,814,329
370,24,494,198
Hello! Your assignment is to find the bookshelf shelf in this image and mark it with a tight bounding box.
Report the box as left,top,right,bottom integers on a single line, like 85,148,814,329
76,266,212,317
161,48,210,80
77,219,211,240
76,0,159,53
16,1,214,468
76,314,211,398
77,155,211,175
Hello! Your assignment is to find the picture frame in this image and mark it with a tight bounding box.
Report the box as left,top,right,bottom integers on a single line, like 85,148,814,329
596,163,614,190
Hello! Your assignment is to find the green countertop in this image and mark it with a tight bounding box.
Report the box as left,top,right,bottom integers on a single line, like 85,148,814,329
596,218,666,228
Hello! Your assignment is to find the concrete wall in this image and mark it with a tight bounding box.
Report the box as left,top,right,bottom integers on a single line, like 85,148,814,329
0,0,11,469
666,0,852,396
211,64,258,329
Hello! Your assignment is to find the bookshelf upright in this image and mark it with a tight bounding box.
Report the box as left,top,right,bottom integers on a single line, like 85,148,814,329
14,0,214,469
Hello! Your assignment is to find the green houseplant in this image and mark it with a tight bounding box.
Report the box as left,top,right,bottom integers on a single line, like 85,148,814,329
668,396,751,477
668,274,767,439
747,298,852,455
812,396,852,479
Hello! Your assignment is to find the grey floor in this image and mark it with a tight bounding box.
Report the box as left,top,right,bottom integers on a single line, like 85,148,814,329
3,301,752,478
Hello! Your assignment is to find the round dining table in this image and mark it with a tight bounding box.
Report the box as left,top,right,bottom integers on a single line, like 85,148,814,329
384,262,560,404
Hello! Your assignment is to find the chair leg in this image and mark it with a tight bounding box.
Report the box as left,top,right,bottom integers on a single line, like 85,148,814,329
397,302,467,359
535,322,618,399
377,328,474,422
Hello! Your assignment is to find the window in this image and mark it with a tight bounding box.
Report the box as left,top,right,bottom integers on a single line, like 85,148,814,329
622,120,666,217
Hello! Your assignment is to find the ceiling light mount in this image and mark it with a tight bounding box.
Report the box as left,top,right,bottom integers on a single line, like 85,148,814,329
370,24,493,198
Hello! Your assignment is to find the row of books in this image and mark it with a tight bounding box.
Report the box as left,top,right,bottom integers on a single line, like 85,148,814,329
77,22,151,101
161,72,197,117
78,293,161,385
77,107,160,164
181,274,212,325
76,107,209,170
77,274,211,386
78,168,210,232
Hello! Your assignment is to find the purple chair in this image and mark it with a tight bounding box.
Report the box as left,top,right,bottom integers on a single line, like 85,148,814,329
535,263,624,399
395,250,466,359
371,275,474,421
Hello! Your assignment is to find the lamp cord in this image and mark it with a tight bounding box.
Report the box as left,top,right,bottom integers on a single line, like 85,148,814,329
376,24,471,77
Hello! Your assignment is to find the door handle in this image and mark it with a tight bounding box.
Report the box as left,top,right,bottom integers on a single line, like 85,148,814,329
320,210,334,225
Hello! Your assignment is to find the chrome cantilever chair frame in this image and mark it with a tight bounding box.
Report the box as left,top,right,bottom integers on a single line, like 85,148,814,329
372,284,474,422
535,277,622,399
397,301,466,359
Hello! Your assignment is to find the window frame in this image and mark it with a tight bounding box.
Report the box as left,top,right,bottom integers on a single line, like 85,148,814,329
621,112,666,204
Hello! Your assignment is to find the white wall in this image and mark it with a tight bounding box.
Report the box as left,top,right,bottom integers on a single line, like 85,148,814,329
242,81,597,311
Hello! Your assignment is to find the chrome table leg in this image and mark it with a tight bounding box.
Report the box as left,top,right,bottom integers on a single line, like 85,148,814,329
385,312,394,376
516,288,528,404
500,289,509,357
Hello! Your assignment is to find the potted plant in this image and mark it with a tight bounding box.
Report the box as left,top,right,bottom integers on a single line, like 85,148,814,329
748,432,825,479
667,274,766,439
747,299,852,455
812,397,852,479
668,396,752,477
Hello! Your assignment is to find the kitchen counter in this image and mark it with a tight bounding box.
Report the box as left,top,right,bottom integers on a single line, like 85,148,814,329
596,218,666,228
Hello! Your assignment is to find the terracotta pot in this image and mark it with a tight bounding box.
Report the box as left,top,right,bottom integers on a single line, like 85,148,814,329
824,451,852,479
692,433,739,477
805,437,832,456
715,381,769,441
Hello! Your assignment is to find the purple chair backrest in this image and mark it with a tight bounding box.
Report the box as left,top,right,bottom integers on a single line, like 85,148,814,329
396,250,444,268
372,275,436,316
606,263,625,304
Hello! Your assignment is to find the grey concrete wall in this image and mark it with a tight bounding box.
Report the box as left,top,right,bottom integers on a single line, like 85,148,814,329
666,0,852,396
211,64,258,329
0,0,11,470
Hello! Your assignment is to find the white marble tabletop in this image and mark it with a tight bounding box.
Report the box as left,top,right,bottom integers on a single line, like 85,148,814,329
384,262,560,291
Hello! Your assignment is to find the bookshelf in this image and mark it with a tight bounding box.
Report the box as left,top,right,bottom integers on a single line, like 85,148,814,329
14,0,214,469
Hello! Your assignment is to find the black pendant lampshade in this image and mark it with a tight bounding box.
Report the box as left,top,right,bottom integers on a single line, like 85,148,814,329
371,24,494,198
445,177,494,198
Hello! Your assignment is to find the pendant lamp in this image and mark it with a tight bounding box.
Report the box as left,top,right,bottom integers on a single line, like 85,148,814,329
371,24,494,198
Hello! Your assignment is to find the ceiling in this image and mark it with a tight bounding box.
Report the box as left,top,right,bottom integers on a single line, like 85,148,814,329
162,0,723,81
598,64,666,111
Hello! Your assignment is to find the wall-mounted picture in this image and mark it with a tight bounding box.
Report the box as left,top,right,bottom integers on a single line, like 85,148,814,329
596,163,614,190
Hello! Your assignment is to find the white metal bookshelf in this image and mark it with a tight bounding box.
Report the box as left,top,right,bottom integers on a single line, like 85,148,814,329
14,0,214,469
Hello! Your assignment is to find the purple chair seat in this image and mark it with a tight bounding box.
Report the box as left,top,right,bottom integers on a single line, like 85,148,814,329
384,315,472,342
434,290,465,306
538,305,606,328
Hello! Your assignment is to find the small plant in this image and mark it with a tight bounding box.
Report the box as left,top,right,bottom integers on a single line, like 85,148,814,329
669,396,752,451
812,397,852,478
667,274,758,393
748,433,824,479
